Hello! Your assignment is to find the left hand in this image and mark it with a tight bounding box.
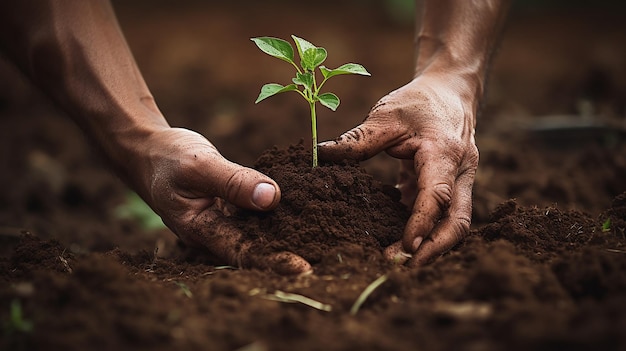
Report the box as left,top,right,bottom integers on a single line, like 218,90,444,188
130,127,312,275
319,73,479,266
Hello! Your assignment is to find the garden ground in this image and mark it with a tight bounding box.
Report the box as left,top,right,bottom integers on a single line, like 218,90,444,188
1,1,626,350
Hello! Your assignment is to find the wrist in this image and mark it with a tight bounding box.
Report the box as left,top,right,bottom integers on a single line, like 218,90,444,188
99,109,171,197
415,56,484,113
413,0,510,105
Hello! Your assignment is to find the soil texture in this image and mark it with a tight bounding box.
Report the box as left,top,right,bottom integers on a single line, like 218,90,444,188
2,1,626,350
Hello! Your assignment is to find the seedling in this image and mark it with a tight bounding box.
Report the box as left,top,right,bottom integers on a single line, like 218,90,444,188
252,35,370,167
602,218,611,232
4,299,33,334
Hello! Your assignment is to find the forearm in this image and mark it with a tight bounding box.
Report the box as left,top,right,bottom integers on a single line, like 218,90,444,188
0,1,168,180
414,0,510,101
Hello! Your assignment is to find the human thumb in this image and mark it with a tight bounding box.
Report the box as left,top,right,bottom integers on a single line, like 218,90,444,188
218,163,281,211
184,149,281,211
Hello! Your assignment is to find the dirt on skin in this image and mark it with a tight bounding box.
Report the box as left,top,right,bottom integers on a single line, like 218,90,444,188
2,1,626,351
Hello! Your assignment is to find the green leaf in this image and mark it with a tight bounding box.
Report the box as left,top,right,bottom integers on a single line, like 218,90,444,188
291,35,316,60
302,47,327,71
255,83,298,103
251,37,295,65
602,218,611,232
320,63,371,79
9,299,33,333
318,92,340,111
292,72,314,93
291,35,326,71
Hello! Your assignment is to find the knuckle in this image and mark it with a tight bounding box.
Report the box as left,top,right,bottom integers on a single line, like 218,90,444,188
223,168,251,200
339,127,367,143
466,143,480,168
432,182,453,210
442,138,465,155
452,216,472,241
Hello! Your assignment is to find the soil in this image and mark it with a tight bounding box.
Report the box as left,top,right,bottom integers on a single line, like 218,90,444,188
2,1,626,351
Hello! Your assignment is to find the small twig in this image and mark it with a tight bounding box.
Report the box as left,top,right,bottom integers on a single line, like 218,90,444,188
350,274,388,316
146,246,159,272
58,249,72,274
606,248,626,254
58,256,72,274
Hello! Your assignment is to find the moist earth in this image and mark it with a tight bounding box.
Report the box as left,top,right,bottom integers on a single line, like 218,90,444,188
2,1,626,351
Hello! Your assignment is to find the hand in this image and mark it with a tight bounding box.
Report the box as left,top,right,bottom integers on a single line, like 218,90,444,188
319,73,479,266
132,127,312,275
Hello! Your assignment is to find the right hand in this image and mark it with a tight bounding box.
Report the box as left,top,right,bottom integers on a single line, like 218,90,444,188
319,74,479,266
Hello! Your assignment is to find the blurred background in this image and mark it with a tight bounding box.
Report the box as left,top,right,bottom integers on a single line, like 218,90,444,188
0,0,624,253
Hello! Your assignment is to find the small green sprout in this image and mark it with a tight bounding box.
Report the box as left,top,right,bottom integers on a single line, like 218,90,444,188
251,35,370,167
602,218,611,232
114,192,166,231
5,299,33,334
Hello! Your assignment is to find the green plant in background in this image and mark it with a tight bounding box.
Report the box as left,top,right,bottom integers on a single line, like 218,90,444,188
251,35,370,167
114,192,166,231
384,0,416,24
4,299,33,335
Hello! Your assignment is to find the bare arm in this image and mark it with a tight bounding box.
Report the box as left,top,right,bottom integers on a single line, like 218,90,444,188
414,0,509,108
0,1,166,187
0,1,310,274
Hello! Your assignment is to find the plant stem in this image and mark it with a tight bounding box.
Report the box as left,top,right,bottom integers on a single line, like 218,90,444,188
310,101,318,167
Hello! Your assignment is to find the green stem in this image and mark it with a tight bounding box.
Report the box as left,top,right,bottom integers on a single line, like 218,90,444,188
316,77,329,95
310,101,318,167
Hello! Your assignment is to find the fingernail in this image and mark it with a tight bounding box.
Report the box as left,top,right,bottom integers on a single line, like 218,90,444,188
252,183,277,209
411,237,423,252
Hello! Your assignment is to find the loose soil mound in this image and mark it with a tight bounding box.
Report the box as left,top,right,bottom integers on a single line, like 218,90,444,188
226,142,409,269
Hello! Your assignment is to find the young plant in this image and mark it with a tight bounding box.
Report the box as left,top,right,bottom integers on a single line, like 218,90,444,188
251,35,370,167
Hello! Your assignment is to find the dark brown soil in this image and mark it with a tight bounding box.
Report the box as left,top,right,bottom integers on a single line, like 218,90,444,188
228,142,409,268
2,1,626,351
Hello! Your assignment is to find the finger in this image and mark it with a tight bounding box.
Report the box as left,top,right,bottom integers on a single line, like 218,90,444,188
318,118,404,162
188,149,281,211
222,166,281,211
185,210,311,275
402,145,459,253
408,167,475,266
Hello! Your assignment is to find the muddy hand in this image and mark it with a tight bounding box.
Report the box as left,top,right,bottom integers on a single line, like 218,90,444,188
319,75,478,266
137,128,311,275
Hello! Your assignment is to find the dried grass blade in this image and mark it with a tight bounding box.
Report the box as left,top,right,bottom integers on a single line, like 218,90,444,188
262,290,332,312
350,274,388,316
